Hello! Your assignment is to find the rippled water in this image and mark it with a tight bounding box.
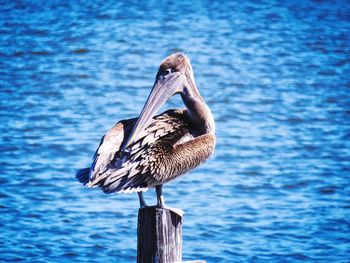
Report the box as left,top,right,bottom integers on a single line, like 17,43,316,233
1,0,350,262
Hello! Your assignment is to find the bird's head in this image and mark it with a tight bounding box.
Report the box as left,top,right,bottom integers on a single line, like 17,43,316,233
156,52,192,78
122,53,198,150
155,53,198,98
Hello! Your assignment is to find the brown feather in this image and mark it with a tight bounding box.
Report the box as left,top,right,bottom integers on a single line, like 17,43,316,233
85,109,215,193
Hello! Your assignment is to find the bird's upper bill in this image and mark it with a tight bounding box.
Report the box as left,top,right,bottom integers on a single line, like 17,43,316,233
122,53,197,151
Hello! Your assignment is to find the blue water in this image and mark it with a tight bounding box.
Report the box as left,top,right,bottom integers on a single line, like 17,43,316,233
1,0,350,262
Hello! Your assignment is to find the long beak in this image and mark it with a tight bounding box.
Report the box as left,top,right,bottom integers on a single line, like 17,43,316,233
122,72,184,151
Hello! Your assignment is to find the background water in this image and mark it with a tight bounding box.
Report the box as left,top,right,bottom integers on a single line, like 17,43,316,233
1,0,350,262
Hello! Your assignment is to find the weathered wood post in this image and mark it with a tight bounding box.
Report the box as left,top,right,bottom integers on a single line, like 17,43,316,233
137,206,183,263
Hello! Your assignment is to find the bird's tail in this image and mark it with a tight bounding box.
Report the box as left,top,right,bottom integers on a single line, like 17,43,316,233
86,166,129,192
75,168,90,185
86,165,148,194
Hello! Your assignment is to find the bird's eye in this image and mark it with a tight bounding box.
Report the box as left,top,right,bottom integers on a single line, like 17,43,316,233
164,68,173,76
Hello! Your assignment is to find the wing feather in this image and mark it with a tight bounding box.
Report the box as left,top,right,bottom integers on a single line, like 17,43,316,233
79,109,193,193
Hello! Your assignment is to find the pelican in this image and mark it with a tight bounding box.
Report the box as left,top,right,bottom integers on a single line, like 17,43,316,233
76,53,216,208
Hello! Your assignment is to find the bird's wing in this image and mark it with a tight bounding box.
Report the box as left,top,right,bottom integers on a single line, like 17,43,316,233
87,109,191,193
90,118,136,180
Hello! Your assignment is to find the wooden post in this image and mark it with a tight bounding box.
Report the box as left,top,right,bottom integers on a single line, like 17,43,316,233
137,206,183,263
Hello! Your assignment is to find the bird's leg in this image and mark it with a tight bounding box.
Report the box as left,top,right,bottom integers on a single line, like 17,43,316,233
156,185,165,207
138,192,147,208
156,185,184,216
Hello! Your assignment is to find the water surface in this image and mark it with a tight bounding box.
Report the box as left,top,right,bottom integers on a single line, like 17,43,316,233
1,0,350,262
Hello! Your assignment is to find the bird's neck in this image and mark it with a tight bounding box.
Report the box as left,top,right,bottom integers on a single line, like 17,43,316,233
181,93,215,135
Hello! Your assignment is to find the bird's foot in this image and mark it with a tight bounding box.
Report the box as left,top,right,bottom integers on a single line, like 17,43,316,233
157,198,165,208
156,202,165,208
140,204,148,209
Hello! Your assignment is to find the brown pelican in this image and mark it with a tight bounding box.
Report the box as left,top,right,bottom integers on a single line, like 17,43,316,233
76,53,215,208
